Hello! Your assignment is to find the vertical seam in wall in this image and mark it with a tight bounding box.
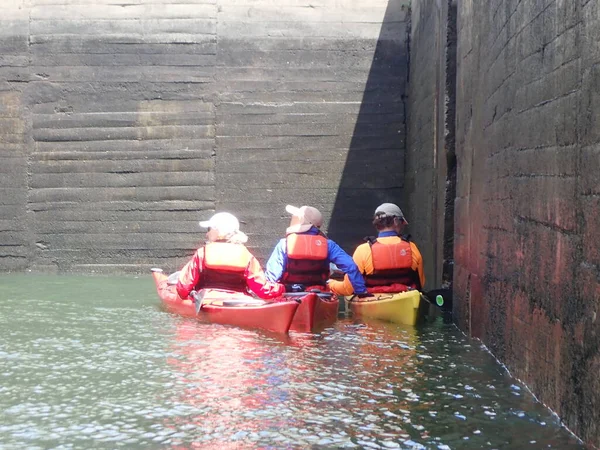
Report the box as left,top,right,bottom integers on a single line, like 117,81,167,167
571,1,586,439
405,6,411,87
403,5,411,192
432,3,442,289
574,3,584,307
25,0,33,271
213,0,220,212
466,271,471,333
443,0,457,290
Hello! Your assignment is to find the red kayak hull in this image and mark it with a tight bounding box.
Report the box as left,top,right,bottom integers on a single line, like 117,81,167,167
152,270,300,334
289,293,339,332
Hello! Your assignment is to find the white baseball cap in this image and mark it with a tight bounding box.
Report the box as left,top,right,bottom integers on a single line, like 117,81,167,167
199,212,248,243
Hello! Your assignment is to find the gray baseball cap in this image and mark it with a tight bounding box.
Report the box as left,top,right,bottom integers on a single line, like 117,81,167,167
374,203,408,224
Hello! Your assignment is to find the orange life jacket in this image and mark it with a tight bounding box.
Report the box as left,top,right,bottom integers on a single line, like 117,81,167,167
365,237,421,290
198,242,250,292
282,233,329,287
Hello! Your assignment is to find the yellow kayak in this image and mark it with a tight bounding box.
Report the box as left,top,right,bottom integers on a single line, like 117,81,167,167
345,290,423,325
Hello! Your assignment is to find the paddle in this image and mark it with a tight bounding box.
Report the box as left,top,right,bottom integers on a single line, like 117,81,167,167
190,290,206,314
283,290,333,300
221,298,266,306
329,263,345,281
166,271,180,286
421,288,453,312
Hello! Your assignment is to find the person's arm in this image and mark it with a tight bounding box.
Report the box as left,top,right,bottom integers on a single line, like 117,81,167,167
245,256,285,299
327,275,353,296
264,239,287,282
410,242,425,289
328,243,369,295
176,248,204,299
327,240,367,294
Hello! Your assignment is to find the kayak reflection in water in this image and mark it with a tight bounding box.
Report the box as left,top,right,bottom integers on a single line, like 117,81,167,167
163,322,294,449
176,212,286,302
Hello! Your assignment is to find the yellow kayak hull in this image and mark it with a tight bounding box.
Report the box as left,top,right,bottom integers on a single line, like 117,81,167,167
345,290,423,325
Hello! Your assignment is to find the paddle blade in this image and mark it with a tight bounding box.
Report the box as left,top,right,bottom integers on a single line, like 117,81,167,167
329,263,345,281
423,288,453,311
166,271,180,285
191,290,206,314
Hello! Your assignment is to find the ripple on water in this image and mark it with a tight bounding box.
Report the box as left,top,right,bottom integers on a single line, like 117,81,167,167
0,275,587,449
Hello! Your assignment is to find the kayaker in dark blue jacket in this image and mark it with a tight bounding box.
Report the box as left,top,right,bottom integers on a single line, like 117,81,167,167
265,205,368,296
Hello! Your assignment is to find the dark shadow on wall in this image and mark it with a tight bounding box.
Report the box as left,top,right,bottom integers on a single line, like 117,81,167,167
328,0,410,252
443,0,457,289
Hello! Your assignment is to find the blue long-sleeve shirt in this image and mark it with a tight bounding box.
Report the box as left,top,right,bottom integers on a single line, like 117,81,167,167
265,228,368,294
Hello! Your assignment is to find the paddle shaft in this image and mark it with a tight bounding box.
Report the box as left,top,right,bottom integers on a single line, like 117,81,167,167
283,292,333,300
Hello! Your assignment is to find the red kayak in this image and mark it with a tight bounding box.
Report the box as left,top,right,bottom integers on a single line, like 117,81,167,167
151,269,300,334
287,292,339,332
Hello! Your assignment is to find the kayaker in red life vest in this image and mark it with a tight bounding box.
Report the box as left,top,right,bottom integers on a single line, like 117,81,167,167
176,212,285,300
328,203,425,295
264,205,369,296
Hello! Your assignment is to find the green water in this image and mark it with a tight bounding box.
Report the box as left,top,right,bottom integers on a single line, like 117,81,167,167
0,274,584,449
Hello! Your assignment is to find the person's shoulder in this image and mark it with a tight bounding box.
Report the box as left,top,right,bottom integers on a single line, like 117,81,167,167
362,235,378,245
409,240,422,252
351,241,370,259
234,244,256,262
325,238,348,255
355,240,371,251
326,237,343,248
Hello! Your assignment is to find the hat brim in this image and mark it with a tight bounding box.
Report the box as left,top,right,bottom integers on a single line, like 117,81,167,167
286,223,312,235
199,220,212,228
285,204,302,216
374,212,409,225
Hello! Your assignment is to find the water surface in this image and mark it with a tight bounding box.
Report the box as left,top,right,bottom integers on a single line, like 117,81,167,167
0,274,583,449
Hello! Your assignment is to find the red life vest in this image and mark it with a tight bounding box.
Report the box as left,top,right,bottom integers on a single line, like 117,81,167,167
365,237,421,290
198,242,250,292
282,233,329,287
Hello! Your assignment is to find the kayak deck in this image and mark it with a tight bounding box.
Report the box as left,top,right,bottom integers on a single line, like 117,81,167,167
152,269,300,334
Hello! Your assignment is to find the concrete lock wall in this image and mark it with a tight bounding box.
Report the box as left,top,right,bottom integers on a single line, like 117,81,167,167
450,0,598,446
0,0,410,272
406,0,456,291
410,0,599,445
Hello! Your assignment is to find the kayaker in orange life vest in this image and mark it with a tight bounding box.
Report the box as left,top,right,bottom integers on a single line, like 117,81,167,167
264,205,369,296
327,203,425,295
176,212,285,300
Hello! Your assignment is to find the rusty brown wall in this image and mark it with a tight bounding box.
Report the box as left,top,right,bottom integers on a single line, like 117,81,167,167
454,0,599,446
